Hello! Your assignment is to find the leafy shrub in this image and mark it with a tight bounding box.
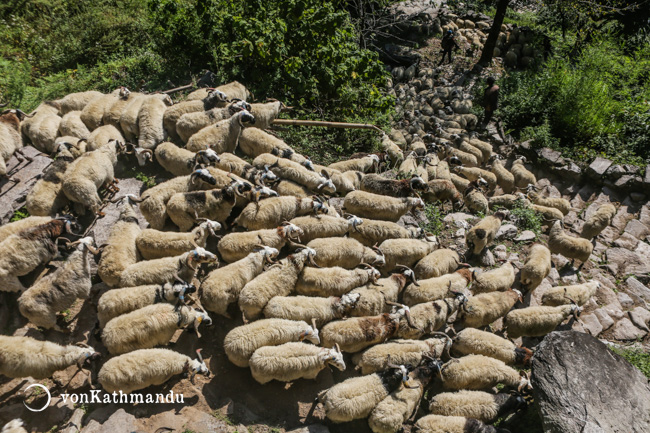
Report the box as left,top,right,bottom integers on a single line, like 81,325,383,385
509,201,542,236
10,207,29,222
420,203,444,236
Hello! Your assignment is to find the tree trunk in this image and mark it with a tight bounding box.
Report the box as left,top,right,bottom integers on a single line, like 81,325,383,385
478,0,511,66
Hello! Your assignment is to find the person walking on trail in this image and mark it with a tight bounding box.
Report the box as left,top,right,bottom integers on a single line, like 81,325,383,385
438,30,459,65
482,76,500,126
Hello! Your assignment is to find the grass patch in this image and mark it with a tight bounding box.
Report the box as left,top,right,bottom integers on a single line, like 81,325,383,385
10,207,29,222
134,171,157,189
610,347,650,378
420,203,444,236
509,201,542,236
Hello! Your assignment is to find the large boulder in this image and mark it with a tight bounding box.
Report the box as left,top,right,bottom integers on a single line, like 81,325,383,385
532,331,650,433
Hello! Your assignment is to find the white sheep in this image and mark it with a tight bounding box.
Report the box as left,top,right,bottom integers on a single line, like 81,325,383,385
224,318,319,367
548,220,593,266
162,89,228,140
344,190,424,222
398,293,468,339
414,249,462,280
264,293,361,327
253,153,336,194
452,328,533,365
520,244,551,291
541,281,600,306
429,390,526,424
25,146,74,216
55,90,103,115
349,218,422,247
415,414,507,433
472,262,515,293
402,268,473,306
249,342,345,384
234,196,330,230
440,355,531,391
176,100,251,143
353,336,450,374
581,203,617,239
80,87,127,131
505,304,582,338
98,348,208,393
22,101,61,153
0,216,52,243
102,303,211,354
137,94,174,149
0,109,25,177
510,156,536,188
295,264,380,297
136,219,221,260
186,110,256,153
217,222,302,263
306,237,386,268
461,289,523,328
290,214,361,244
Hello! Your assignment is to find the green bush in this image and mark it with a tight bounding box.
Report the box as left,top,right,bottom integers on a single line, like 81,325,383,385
610,347,650,378
509,201,542,236
420,203,444,236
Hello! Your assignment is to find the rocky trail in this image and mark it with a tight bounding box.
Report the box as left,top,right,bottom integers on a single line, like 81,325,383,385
1,1,650,433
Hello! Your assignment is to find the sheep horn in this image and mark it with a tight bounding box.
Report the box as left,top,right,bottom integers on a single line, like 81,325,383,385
312,318,318,331
334,343,341,353
308,253,320,268
196,348,204,363
404,309,419,330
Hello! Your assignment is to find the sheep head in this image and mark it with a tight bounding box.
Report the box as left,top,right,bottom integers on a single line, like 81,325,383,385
321,345,345,371
299,318,320,345
345,214,363,232
205,88,228,106
409,175,427,191
235,109,255,127
195,148,221,167
357,263,381,283
133,147,153,166
316,176,336,194
188,349,210,382
74,343,100,367
395,265,419,286
370,245,386,267
190,168,217,186
253,245,280,262
187,247,218,266
339,292,361,310
408,197,425,210
279,222,303,242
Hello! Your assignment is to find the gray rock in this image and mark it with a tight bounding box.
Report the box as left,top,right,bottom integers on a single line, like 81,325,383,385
606,248,650,277
477,248,495,267
580,313,603,337
496,223,518,240
625,219,650,240
454,228,465,238
515,230,536,242
639,206,650,226
606,164,627,179
443,212,475,224
604,305,625,321
532,331,650,433
594,309,615,330
612,317,647,340
586,157,612,180
538,147,563,165
645,164,650,187
617,292,634,309
613,232,639,250
615,174,642,190
626,277,650,306
629,307,650,332
82,408,138,433
493,244,508,261
630,192,646,202
554,162,582,182
287,425,331,433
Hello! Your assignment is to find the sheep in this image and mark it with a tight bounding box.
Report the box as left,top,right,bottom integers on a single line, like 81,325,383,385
349,269,416,317
548,220,593,265
186,110,256,153
414,249,461,279
423,180,463,210
530,203,564,222
429,390,526,424
224,318,319,367
61,139,126,214
25,145,74,216
415,414,507,433
344,190,424,222
136,219,221,260
102,303,211,354
209,80,250,100
466,211,506,255
0,216,79,292
580,203,617,239
378,238,438,272
289,214,360,244
541,281,600,306
80,87,128,131
177,100,250,143
139,169,218,230
399,152,427,180
102,90,142,129
249,342,345,384
138,93,174,149
527,191,570,215
97,196,142,287
488,156,515,193
468,136,493,162
162,89,228,140
440,355,531,391
329,154,380,173
380,133,404,165
238,127,301,162
441,144,479,167
398,292,468,339
0,109,25,177
165,182,246,231
368,361,439,433
403,268,473,306
22,101,61,153
117,247,217,288
350,218,422,247
461,289,523,328
0,216,52,243
510,156,536,188
55,90,103,115
238,248,317,320
119,93,153,142
488,193,529,210
472,262,515,293
201,246,280,317
85,124,125,151
505,304,582,338
234,196,330,230
0,335,98,379
464,183,489,214
320,303,418,353
452,328,533,365
263,293,361,327
520,244,551,291
98,348,209,393
97,281,195,327
295,264,381,297
451,173,471,193
360,174,427,198
452,166,497,190
1,419,27,433
249,100,288,130
432,160,451,181
450,135,484,164
275,179,311,197
217,222,302,263
253,153,336,194
353,335,451,375
306,237,386,269
18,237,98,331
318,367,407,423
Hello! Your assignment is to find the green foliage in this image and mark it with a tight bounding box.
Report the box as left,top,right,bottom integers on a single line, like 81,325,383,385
509,201,542,236
134,171,157,189
610,347,650,378
496,36,650,164
420,203,444,236
10,207,29,222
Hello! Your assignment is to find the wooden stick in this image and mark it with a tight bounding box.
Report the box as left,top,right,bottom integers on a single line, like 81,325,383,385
271,119,384,133
163,83,195,95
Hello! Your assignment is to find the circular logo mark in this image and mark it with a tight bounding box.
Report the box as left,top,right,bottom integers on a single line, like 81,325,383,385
23,384,51,412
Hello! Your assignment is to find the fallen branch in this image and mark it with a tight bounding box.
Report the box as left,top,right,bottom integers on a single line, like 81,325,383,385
271,119,384,133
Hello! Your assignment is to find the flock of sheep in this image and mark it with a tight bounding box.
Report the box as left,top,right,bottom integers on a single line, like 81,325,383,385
0,76,618,433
